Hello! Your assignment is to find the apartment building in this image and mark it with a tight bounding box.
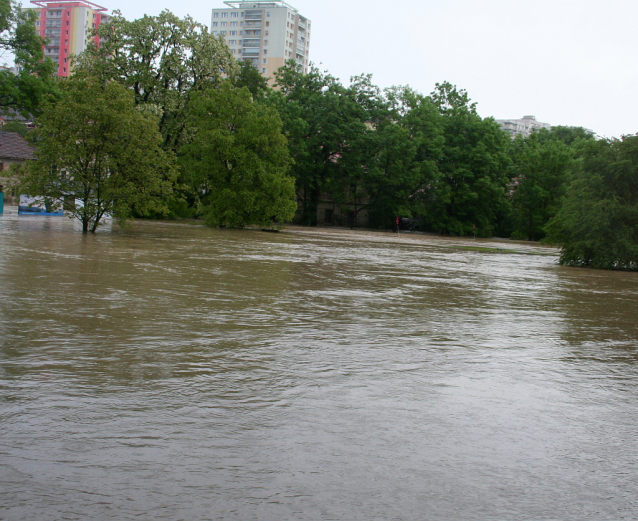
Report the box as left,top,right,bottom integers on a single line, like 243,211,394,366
28,0,109,77
495,115,552,138
211,0,310,79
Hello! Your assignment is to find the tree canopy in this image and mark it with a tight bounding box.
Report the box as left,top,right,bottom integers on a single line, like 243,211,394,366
545,135,638,270
76,10,238,151
178,82,296,228
0,0,58,116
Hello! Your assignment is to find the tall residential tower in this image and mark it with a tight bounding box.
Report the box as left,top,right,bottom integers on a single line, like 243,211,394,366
28,0,109,77
211,0,310,79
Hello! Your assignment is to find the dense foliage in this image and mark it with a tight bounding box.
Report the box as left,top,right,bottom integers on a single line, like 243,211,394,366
179,83,296,228
545,135,638,270
14,75,177,233
0,0,58,116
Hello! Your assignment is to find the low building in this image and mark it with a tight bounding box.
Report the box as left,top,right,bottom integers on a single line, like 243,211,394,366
495,115,551,138
0,132,35,205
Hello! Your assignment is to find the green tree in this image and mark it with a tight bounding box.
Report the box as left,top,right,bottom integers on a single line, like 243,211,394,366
509,131,573,241
76,10,238,151
0,0,58,116
268,63,370,225
235,60,269,99
542,125,595,147
178,82,296,228
13,75,177,233
545,135,638,270
428,82,511,237
362,86,443,227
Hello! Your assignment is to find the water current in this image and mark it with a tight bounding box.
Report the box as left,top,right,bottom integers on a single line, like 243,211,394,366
1,211,637,520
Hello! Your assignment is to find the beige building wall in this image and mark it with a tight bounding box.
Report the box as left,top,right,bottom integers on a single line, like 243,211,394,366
211,1,311,81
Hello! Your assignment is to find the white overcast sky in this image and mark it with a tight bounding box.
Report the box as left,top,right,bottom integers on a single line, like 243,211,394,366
91,0,636,138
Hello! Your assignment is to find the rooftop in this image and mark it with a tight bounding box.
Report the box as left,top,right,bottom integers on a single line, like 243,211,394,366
0,132,35,160
30,0,108,12
222,1,299,12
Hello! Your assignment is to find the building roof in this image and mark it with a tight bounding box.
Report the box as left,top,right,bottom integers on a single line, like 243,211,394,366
0,132,35,160
30,0,108,12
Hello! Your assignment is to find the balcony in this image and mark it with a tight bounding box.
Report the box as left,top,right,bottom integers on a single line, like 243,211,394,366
242,48,259,55
46,10,62,18
244,22,262,28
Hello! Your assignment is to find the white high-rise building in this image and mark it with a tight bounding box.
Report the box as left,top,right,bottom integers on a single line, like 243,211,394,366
495,115,552,138
211,1,310,79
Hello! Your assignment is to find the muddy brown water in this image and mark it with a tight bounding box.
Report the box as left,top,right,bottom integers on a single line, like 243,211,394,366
1,213,637,520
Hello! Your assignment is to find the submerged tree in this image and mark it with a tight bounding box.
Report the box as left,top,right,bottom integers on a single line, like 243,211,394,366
545,135,638,270
178,82,296,228
13,75,177,233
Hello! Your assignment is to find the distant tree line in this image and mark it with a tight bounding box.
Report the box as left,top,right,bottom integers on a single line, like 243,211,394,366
2,6,636,270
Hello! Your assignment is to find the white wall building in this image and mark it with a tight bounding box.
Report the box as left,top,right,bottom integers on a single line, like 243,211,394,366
495,115,552,138
211,0,310,80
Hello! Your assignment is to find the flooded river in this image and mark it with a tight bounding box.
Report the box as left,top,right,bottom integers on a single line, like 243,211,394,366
1,213,638,520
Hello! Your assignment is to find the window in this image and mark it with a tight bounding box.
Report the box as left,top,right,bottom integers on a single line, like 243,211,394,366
220,22,227,27
231,12,238,17
263,49,267,55
262,58,267,63
92,13,96,18
35,21,40,26
264,40,268,45
230,30,236,35
221,12,228,17
266,12,270,16
229,40,236,45
66,20,69,25
262,68,266,73
65,30,68,35
238,49,242,54
213,12,219,18
220,31,226,35
212,22,218,26
230,21,237,26
265,21,269,26
212,31,218,35
239,30,243,35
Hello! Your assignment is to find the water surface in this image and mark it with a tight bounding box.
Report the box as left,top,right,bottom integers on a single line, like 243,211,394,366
1,213,637,520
